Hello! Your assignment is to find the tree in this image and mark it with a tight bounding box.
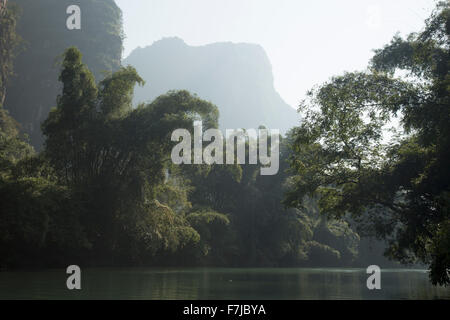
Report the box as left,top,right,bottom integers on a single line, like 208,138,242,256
6,0,124,148
42,47,219,263
286,2,450,285
0,1,20,106
186,210,234,265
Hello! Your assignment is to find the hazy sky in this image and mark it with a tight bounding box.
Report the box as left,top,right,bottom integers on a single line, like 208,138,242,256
115,0,436,109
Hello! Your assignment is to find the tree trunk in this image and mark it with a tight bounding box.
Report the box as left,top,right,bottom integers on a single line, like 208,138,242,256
0,1,7,15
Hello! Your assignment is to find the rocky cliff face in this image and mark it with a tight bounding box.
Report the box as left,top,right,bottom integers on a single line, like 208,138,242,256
6,0,123,149
124,37,298,134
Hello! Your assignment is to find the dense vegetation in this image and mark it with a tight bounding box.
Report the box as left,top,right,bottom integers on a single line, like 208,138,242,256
1,44,363,268
0,0,19,107
5,0,123,149
0,1,448,286
285,2,450,285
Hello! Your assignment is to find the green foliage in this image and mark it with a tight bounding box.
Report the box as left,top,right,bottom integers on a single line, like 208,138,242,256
99,66,145,119
155,168,193,215
185,163,242,213
1,45,224,268
0,108,34,177
429,212,450,286
186,210,234,264
286,2,450,285
0,176,90,267
178,133,360,267
0,2,21,106
40,47,219,264
0,42,366,269
6,0,124,148
1,3,409,271
133,200,200,261
313,218,360,264
305,241,341,266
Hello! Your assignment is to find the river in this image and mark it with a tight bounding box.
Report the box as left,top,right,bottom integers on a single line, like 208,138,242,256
0,268,448,299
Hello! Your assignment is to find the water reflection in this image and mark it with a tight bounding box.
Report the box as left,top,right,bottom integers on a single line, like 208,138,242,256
0,268,448,300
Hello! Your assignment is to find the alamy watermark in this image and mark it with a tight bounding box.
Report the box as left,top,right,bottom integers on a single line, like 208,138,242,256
66,5,81,30
66,265,81,290
366,265,381,290
171,121,280,175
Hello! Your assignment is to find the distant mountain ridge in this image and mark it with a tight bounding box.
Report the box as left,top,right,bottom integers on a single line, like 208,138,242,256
124,37,298,134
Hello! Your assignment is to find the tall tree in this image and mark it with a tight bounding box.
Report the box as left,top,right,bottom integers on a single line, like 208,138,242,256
6,0,124,148
42,47,219,263
286,2,450,285
0,0,20,106
0,1,32,179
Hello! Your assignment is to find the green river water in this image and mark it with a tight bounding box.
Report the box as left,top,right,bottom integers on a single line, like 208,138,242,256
0,267,449,300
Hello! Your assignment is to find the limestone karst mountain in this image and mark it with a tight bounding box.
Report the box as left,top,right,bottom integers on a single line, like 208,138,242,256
124,37,299,134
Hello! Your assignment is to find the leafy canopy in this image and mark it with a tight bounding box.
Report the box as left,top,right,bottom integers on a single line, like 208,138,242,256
286,2,450,285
